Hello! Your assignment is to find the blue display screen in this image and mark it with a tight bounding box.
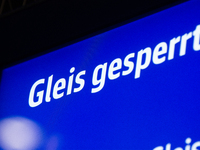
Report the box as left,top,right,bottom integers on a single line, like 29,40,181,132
1,0,200,149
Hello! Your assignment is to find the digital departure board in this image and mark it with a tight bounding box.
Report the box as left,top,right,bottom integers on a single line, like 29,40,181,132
0,0,200,149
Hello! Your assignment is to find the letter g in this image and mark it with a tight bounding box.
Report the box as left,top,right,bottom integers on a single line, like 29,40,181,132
29,79,45,107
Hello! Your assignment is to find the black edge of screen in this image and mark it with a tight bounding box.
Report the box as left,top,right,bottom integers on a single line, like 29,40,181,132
0,0,187,73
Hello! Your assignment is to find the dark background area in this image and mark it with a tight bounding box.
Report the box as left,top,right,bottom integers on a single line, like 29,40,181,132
0,0,184,69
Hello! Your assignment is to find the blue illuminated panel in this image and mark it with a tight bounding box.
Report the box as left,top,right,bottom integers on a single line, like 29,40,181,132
0,0,200,149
